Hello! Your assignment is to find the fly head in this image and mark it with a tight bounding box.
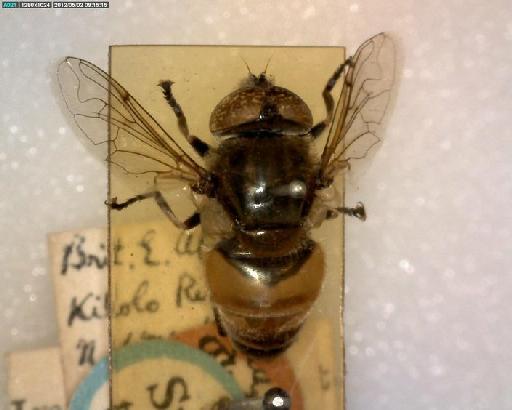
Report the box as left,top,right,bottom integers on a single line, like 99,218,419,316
209,73,313,137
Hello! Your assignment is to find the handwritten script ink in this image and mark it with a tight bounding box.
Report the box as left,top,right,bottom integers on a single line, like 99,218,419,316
61,235,107,275
11,401,62,410
113,237,124,266
138,230,161,266
76,339,96,366
147,376,191,409
247,357,271,398
175,230,203,258
176,272,207,308
114,280,160,317
111,401,133,410
199,335,236,367
67,292,108,326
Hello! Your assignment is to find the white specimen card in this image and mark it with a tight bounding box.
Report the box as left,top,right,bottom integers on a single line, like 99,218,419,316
48,227,109,399
7,347,66,410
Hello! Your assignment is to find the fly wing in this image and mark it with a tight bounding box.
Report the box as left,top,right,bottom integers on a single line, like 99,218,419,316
318,33,396,184
57,57,209,186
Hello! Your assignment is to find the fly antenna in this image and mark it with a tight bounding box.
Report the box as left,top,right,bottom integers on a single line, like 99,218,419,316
263,54,274,76
240,56,256,80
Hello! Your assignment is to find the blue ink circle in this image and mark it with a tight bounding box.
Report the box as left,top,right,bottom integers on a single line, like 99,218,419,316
70,339,243,409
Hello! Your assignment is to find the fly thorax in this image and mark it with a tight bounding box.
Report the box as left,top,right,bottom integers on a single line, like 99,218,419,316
212,136,315,233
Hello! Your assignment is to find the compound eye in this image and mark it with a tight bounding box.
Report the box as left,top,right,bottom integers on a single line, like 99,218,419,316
273,180,307,198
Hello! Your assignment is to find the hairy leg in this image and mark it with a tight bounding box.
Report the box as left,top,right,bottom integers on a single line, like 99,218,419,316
108,191,200,229
159,80,210,156
310,57,353,138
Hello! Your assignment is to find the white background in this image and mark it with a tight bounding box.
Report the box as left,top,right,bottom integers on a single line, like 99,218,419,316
1,1,511,409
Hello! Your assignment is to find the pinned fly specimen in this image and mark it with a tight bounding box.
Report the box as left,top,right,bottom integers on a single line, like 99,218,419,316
58,33,395,355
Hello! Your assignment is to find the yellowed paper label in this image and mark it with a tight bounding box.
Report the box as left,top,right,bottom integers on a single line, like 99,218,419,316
111,222,212,347
110,220,340,409
45,220,341,408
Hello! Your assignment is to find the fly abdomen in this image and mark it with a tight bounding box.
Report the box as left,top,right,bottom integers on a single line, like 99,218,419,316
204,237,324,354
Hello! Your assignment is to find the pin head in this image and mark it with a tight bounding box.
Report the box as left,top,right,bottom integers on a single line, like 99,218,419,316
263,387,291,410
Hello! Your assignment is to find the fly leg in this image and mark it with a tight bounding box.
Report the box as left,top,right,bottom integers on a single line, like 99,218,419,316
108,191,201,229
158,80,210,157
326,202,366,221
212,306,227,337
310,56,353,138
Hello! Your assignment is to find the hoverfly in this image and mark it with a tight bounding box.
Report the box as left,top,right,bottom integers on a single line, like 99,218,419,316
58,33,395,355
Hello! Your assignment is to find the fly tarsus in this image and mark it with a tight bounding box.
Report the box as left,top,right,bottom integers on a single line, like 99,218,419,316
326,202,366,221
106,191,201,229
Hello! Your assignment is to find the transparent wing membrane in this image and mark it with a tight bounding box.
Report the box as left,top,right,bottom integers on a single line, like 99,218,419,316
320,33,396,182
57,57,208,183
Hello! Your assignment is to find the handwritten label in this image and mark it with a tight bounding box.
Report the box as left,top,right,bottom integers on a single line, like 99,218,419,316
49,223,212,402
70,340,243,410
286,319,338,409
48,227,109,398
173,323,303,406
48,221,341,409
110,223,212,349
7,347,66,409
